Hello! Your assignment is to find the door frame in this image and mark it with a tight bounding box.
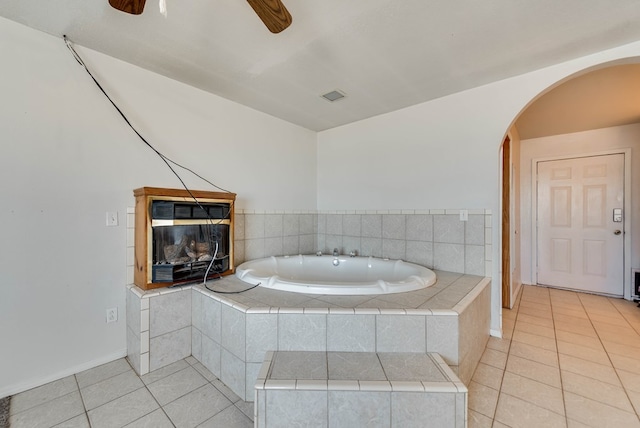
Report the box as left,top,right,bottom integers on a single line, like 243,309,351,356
531,148,632,299
502,136,511,308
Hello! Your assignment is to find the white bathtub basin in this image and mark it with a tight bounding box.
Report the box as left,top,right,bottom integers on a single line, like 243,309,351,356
235,255,436,295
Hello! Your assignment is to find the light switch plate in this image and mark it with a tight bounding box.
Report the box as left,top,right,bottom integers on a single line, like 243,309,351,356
106,211,118,227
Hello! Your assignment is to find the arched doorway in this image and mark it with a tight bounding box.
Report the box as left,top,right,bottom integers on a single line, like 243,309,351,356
501,63,640,308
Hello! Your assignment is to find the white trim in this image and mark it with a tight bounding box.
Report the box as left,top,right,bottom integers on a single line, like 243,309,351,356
499,140,507,311
0,348,128,398
530,148,632,299
490,329,503,338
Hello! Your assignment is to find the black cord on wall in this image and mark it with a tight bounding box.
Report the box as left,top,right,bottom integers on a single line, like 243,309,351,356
63,36,258,294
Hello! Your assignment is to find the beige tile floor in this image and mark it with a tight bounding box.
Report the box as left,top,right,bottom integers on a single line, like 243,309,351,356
8,356,253,428
8,283,640,427
470,284,640,428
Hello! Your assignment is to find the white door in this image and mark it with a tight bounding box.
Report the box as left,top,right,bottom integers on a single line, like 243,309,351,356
537,154,624,296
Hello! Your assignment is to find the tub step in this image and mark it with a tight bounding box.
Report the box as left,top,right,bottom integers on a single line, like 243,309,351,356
254,351,467,428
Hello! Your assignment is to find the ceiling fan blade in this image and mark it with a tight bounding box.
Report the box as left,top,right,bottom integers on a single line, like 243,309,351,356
246,0,292,33
109,0,147,15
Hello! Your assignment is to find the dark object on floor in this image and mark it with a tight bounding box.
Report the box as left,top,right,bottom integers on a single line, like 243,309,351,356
0,395,10,428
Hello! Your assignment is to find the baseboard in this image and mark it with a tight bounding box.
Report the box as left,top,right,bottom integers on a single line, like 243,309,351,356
490,328,502,338
0,348,127,398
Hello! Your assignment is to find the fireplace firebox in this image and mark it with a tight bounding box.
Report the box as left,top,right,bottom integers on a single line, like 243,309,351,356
134,187,236,290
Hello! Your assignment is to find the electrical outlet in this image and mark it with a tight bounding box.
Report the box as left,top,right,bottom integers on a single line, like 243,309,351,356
106,307,118,323
106,211,118,227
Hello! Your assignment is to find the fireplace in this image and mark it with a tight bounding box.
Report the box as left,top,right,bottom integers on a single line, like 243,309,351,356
134,187,236,290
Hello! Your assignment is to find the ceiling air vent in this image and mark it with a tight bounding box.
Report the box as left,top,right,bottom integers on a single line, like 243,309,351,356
321,90,346,102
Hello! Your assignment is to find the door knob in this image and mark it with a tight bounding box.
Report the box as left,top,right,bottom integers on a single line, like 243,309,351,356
614,230,622,235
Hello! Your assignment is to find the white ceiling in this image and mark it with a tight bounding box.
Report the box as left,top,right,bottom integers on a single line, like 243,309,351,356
2,0,640,131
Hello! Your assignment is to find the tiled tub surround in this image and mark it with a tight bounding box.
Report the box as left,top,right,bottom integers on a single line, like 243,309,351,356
234,210,492,277
255,351,467,428
126,284,192,375
126,272,491,402
126,208,491,292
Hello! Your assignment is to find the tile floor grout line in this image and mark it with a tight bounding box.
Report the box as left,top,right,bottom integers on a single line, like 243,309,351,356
547,285,570,427
196,400,239,428
483,281,523,423
9,356,255,428
565,289,640,421
581,294,640,420
142,377,176,428
469,284,640,427
13,389,89,428
100,357,186,427
81,358,156,426
607,296,640,337
78,360,134,391
579,292,629,368
187,357,254,421
143,359,242,427
71,372,91,428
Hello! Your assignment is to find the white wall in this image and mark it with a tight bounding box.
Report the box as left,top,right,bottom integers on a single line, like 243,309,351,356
519,124,640,296
0,17,316,396
317,41,640,335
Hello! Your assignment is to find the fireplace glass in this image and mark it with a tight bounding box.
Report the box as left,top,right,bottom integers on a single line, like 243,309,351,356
150,200,231,284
